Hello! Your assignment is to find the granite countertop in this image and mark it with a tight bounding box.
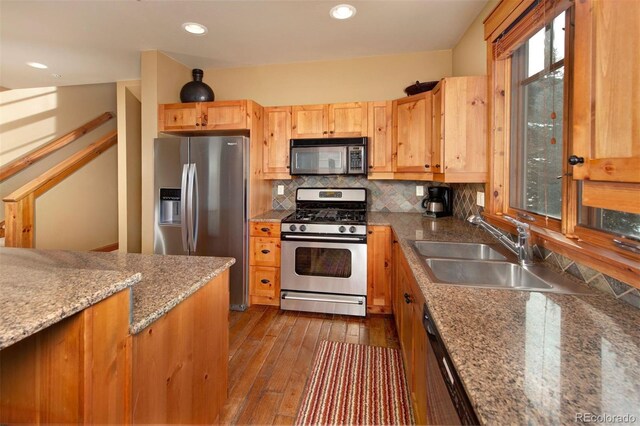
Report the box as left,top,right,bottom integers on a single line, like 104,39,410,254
253,210,640,424
251,210,293,222
0,248,235,343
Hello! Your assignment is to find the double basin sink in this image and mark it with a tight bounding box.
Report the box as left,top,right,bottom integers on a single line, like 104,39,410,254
413,241,591,294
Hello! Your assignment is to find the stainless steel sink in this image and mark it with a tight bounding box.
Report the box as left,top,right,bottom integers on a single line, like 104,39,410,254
422,258,592,294
413,241,507,261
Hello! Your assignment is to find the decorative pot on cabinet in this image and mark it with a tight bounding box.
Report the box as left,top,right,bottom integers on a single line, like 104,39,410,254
180,68,215,103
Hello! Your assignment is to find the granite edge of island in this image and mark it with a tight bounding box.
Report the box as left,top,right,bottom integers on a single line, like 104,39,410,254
129,257,236,334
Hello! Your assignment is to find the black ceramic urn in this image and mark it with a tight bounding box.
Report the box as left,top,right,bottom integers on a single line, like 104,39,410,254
180,69,215,103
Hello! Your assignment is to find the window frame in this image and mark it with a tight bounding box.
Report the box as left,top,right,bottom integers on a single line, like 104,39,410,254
484,0,640,287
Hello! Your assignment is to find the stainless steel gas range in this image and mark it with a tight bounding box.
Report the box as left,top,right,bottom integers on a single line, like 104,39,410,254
280,188,367,317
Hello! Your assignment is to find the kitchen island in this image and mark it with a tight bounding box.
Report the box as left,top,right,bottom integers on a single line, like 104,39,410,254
0,247,234,424
252,210,640,425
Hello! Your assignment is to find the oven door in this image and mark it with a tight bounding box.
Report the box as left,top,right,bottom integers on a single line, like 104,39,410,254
289,146,348,175
280,235,367,296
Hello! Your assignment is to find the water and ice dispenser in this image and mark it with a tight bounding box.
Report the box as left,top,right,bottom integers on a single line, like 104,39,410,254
159,188,181,225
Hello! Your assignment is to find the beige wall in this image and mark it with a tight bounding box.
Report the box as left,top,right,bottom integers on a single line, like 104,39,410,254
0,83,118,250
117,80,142,253
203,50,453,106
140,51,190,253
452,0,499,76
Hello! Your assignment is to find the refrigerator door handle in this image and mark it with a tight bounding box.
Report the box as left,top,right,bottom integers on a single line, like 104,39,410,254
180,164,189,253
188,163,199,252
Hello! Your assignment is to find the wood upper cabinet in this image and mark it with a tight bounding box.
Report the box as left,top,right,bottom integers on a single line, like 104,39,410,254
367,101,394,178
432,77,488,183
572,0,640,184
393,92,433,178
263,106,292,179
291,104,327,138
158,101,249,131
291,102,368,138
367,225,392,314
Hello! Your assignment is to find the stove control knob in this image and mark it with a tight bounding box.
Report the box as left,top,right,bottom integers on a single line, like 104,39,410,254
339,226,346,233
349,226,357,233
300,225,307,232
289,224,297,232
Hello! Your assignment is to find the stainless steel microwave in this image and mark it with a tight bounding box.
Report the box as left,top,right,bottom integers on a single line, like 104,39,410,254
289,137,368,176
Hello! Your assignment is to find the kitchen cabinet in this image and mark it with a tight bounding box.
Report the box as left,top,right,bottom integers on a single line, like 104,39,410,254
366,225,392,314
367,101,394,179
291,102,368,138
158,100,249,131
393,92,433,179
431,77,487,183
572,0,640,185
249,222,281,306
263,106,292,179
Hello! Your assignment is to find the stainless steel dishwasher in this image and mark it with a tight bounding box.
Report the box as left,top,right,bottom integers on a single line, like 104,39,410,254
422,303,479,425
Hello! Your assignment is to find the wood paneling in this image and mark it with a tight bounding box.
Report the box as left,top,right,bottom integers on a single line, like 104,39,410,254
581,181,640,215
132,271,229,424
367,226,393,314
263,106,292,179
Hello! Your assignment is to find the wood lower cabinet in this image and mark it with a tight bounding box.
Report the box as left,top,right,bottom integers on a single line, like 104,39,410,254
367,225,393,313
431,77,487,183
393,92,433,179
249,222,281,306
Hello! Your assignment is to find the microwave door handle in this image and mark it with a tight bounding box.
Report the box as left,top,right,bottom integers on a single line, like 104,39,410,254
180,164,189,253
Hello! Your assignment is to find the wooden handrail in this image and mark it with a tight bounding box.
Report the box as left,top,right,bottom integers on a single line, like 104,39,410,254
0,112,114,182
3,130,117,248
0,220,5,239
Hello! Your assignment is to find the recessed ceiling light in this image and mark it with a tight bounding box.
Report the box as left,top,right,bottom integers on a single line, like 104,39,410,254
27,62,48,69
330,4,356,20
182,22,208,35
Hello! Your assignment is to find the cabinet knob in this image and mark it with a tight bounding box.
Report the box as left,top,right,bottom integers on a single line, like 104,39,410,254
329,130,334,134
424,164,430,168
260,279,270,284
261,249,270,254
368,230,373,234
323,131,328,135
435,164,441,168
369,165,373,169
195,123,200,126
404,293,412,304
260,227,270,232
568,155,585,166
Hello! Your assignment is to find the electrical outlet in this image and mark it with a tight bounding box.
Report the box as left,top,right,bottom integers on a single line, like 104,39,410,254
277,185,285,195
415,230,424,240
477,192,485,207
416,185,424,197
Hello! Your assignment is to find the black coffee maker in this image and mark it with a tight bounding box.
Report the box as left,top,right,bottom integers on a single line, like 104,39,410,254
421,187,452,218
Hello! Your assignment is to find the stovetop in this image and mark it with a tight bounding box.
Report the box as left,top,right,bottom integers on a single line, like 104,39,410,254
282,208,366,225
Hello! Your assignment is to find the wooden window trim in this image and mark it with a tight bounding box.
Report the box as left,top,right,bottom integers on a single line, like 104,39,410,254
486,2,640,288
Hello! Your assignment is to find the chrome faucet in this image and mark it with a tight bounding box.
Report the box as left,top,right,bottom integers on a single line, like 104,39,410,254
467,214,534,266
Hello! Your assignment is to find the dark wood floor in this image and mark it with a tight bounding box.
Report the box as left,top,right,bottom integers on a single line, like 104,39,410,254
219,306,400,425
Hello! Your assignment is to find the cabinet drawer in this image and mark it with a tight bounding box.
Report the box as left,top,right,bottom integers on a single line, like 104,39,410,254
250,237,281,266
250,222,281,238
250,266,280,299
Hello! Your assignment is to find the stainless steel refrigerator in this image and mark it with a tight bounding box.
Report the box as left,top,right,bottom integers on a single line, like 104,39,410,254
154,136,249,310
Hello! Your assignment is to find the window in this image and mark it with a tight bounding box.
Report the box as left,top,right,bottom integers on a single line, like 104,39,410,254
509,12,566,220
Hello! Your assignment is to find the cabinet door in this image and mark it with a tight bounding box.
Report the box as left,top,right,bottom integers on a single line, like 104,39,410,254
263,107,292,178
249,266,280,306
249,237,281,267
366,226,392,314
572,0,640,184
201,101,247,130
367,101,394,176
292,104,328,138
158,103,200,131
328,102,368,137
431,83,444,174
394,92,433,174
397,262,414,379
439,77,487,182
411,291,428,425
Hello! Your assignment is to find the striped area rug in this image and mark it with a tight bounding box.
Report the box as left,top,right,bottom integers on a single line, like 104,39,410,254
295,340,413,425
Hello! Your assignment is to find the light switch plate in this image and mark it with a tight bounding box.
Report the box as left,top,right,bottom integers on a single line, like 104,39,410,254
477,191,485,207
416,185,424,197
277,185,285,195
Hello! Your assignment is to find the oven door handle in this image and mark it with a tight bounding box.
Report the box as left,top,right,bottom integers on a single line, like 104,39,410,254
281,294,364,305
281,235,365,242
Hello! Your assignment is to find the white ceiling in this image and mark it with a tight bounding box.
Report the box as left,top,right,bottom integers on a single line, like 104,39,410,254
0,0,487,90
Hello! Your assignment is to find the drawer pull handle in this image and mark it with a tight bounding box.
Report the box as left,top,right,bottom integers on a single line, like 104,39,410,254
260,279,270,284
260,227,270,232
261,249,271,254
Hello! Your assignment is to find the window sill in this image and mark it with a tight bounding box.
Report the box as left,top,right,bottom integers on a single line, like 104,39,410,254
484,213,640,290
